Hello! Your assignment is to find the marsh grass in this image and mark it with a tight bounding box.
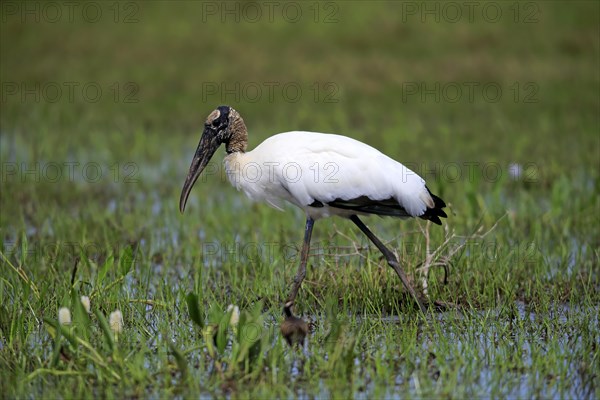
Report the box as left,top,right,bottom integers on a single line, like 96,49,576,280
1,1,599,398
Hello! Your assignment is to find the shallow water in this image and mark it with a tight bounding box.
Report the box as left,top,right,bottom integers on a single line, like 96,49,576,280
298,300,598,399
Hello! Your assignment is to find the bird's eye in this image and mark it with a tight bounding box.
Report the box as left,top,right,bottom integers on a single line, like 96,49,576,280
212,119,220,127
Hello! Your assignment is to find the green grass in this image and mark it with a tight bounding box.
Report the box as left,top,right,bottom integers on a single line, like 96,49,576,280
1,1,599,398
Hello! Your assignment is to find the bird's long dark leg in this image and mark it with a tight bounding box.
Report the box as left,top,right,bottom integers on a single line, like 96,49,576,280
286,217,314,307
350,215,426,313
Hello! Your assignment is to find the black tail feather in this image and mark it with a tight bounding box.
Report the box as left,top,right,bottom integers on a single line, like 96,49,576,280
419,187,447,225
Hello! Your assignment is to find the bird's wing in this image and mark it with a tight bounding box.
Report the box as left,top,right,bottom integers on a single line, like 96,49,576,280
252,132,433,218
324,196,413,218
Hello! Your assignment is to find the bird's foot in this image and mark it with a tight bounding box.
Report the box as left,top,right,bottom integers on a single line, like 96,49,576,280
280,302,308,347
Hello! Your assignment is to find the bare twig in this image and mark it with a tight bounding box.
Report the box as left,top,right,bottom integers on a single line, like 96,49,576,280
416,213,507,299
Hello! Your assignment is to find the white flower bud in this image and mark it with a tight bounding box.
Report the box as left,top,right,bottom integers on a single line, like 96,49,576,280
109,310,124,334
80,296,91,313
227,304,240,327
58,307,71,326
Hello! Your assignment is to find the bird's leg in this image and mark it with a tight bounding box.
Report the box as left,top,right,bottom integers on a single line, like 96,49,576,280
350,215,427,313
285,217,314,308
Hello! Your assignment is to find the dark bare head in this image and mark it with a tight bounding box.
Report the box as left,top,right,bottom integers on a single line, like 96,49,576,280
179,106,248,213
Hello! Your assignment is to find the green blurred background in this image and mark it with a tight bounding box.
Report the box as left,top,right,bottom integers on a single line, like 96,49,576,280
2,1,598,170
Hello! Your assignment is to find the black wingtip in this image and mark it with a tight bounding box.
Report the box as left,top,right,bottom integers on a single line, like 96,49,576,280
429,216,443,225
421,187,447,225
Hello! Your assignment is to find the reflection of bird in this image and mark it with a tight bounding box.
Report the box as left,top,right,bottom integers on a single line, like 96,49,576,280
280,301,309,347
180,106,447,316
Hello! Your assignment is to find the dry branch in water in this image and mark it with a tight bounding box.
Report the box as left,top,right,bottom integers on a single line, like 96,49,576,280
325,214,506,302
417,214,507,298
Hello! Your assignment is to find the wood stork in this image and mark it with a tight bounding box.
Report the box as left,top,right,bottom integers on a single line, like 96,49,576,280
180,105,447,314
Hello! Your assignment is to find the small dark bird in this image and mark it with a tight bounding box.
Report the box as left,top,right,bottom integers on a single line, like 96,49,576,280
280,301,309,347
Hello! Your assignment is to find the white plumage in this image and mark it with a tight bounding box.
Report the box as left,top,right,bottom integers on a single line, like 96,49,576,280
180,106,447,315
224,131,433,220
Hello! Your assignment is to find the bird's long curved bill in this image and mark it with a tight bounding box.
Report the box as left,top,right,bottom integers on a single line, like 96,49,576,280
179,130,220,213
